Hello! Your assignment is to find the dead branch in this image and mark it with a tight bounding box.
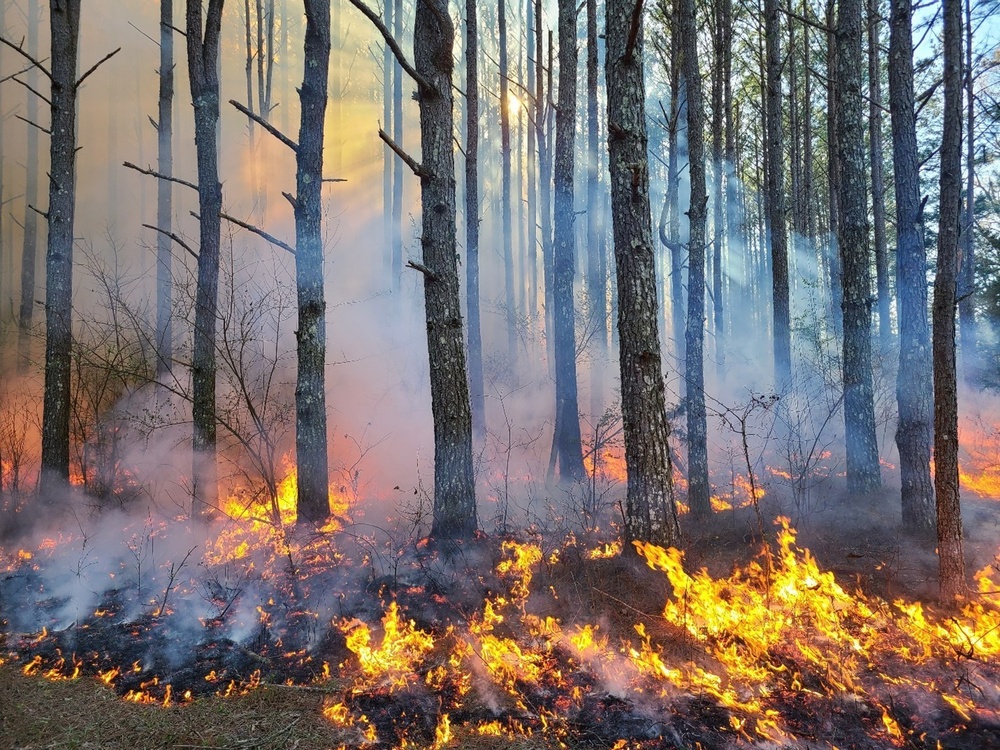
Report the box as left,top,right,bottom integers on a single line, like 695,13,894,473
0,35,52,82
76,47,121,89
624,0,645,62
142,223,199,261
229,99,298,152
380,128,426,177
15,114,49,135
344,0,430,90
123,161,199,193
217,212,296,256
406,260,438,281
11,75,50,106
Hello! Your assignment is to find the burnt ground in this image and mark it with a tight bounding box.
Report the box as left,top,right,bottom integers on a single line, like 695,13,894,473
2,489,1000,750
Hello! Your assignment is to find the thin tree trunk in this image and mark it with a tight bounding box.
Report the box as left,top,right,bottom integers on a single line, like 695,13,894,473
606,0,680,546
550,0,585,481
526,0,537,323
868,0,890,352
382,0,392,276
838,0,881,494
187,0,226,517
766,0,790,384
826,0,842,338
889,0,934,534
711,0,724,379
958,0,976,380
499,0,517,366
586,0,605,416
681,0,710,518
392,0,403,290
466,0,485,439
17,1,40,374
38,0,82,496
934,0,967,599
666,0,684,376
294,0,332,527
156,0,175,376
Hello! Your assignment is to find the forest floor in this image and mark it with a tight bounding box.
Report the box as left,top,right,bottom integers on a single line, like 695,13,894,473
2,487,1000,750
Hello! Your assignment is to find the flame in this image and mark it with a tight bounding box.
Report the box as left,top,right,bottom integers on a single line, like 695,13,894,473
340,601,434,691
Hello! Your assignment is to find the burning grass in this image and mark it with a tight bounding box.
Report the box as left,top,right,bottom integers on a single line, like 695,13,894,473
3,471,1000,748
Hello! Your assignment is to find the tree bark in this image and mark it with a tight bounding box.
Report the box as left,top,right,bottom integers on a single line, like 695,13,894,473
958,0,976,381
16,0,40,374
586,0,605,415
711,0,725,379
766,0,790,385
499,0,517,366
156,0,175,376
868,0,890,353
606,0,680,546
681,0,710,518
550,0,585,481
382,0,392,275
294,0,332,527
187,0,226,517
934,0,967,599
466,0,485,439
414,0,478,540
889,0,934,534
392,0,404,290
837,0,881,494
826,0,843,338
38,0,82,497
526,0,537,324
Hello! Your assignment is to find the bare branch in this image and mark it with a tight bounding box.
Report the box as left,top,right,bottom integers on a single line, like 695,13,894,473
217,212,296,256
779,5,833,33
11,75,50,106
15,114,49,135
282,191,297,210
344,0,430,90
76,47,121,89
406,260,438,281
0,35,52,82
142,223,198,261
379,128,425,177
27,203,48,221
229,99,298,152
322,177,348,183
624,0,645,62
123,161,199,192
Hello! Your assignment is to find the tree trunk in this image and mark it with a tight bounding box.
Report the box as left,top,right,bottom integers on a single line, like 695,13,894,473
586,0,605,416
413,0,478,540
187,0,226,517
826,0,843,338
526,0,537,324
606,0,680,546
765,0,790,385
889,0,934,534
392,0,404,290
681,0,710,518
664,0,684,378
550,0,585,481
156,0,175,376
383,0,392,275
711,0,725,379
17,0,40,374
958,0,976,381
837,0,881,494
466,0,485,439
934,0,967,599
499,0,517,366
38,0,82,497
294,0,332,527
868,0,890,353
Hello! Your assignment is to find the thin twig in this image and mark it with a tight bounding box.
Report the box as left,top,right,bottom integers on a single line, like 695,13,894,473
11,75,50,106
15,114,49,135
406,260,438,280
27,204,48,221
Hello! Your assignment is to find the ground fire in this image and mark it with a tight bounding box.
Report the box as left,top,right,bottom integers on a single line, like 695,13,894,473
3,448,1000,749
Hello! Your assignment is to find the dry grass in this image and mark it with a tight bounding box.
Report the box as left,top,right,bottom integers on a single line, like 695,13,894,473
0,661,550,750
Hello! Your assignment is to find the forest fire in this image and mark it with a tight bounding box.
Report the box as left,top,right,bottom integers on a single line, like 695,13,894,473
4,487,1000,748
